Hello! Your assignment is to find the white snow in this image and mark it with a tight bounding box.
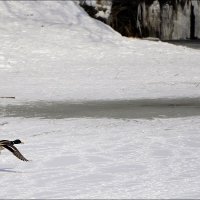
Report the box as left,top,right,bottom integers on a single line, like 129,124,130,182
0,1,200,199
0,1,199,102
1,116,200,199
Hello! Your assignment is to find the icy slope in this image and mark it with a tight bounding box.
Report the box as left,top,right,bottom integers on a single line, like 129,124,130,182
0,1,199,102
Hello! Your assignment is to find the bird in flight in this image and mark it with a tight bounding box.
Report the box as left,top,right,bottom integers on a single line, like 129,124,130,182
0,139,29,161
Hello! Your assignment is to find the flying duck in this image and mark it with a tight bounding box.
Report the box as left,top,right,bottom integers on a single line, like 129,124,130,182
0,139,29,161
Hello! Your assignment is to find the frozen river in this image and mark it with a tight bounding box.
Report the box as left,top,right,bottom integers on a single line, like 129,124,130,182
1,98,200,119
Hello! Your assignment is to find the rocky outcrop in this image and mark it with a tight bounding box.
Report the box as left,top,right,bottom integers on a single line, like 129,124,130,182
80,0,200,40
79,0,112,24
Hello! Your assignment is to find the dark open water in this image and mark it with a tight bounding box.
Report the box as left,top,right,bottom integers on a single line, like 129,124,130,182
0,98,200,119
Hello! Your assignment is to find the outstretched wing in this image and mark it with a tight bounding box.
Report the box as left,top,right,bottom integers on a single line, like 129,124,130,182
4,145,29,162
0,140,10,145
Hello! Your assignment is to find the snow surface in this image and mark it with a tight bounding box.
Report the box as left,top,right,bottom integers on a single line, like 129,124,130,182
1,117,200,199
0,1,200,199
0,1,199,102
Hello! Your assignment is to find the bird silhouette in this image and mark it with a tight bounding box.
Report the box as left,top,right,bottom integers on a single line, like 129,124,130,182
0,139,29,161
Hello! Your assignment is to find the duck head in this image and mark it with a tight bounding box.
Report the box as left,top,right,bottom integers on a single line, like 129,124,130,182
13,139,24,144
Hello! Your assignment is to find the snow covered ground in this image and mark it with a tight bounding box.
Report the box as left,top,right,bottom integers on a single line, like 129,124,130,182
0,1,200,102
1,117,200,199
0,1,200,199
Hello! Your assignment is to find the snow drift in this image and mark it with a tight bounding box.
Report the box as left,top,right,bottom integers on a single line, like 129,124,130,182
0,1,199,103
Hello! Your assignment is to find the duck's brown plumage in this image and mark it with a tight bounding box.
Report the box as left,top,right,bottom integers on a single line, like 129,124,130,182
0,140,29,161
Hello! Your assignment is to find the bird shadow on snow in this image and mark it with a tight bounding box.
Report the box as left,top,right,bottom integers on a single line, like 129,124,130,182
0,168,22,173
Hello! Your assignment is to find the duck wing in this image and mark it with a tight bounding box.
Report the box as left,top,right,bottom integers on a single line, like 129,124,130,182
4,145,29,162
0,140,10,146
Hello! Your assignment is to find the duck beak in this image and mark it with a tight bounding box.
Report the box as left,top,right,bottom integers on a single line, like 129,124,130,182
21,141,24,144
